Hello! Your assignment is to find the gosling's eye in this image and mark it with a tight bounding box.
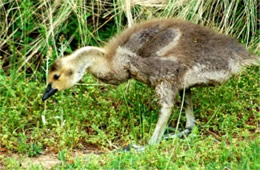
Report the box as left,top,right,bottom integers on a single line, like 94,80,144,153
66,70,73,76
53,74,60,80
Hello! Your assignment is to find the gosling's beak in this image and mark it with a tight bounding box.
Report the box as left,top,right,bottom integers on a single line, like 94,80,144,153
42,83,58,101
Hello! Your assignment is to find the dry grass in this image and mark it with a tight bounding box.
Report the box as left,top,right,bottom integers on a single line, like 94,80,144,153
0,0,258,77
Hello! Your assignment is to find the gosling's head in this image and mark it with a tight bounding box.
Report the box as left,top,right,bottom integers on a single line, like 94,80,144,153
42,58,76,101
42,46,106,101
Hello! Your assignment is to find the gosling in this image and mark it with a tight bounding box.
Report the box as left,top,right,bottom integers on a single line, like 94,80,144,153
43,18,258,151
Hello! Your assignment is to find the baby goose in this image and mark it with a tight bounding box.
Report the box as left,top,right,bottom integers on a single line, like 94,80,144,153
43,18,258,150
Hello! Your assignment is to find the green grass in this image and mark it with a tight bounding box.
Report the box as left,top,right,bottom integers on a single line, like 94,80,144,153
0,66,259,169
0,0,259,169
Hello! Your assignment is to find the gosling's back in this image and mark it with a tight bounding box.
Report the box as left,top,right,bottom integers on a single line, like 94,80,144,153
104,19,257,88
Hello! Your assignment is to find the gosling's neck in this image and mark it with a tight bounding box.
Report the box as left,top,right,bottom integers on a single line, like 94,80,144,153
66,46,131,85
65,46,112,83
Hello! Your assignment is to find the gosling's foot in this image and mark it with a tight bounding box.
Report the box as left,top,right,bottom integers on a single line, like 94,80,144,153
163,127,192,139
122,144,145,152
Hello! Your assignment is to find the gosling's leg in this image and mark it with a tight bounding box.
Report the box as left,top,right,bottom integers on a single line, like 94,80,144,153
123,82,176,151
163,88,195,139
148,82,176,144
183,89,195,131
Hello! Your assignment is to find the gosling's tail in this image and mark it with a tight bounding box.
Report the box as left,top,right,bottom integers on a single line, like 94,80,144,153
242,54,260,66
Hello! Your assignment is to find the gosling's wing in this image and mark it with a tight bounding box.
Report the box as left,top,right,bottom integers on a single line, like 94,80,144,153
105,19,184,59
123,25,181,58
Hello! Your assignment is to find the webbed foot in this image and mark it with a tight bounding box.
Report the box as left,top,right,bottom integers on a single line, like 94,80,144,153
163,127,192,139
122,144,145,152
